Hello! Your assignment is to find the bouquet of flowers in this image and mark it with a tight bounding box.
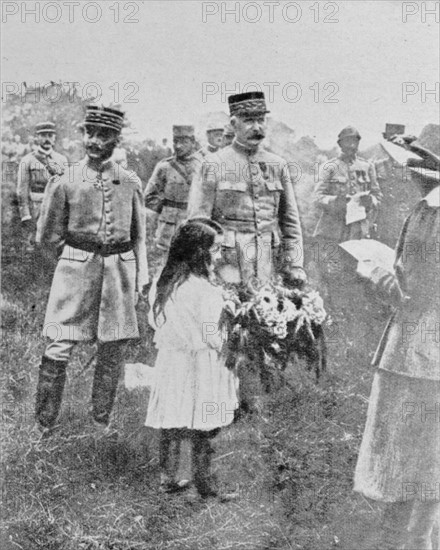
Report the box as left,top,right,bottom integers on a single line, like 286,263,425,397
221,277,327,386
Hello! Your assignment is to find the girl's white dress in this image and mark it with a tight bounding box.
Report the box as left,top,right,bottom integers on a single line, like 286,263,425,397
145,275,239,431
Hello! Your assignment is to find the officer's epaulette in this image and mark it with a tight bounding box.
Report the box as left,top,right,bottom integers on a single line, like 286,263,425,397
164,156,174,162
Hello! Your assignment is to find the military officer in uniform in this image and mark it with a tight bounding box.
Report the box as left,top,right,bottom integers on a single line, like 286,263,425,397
313,126,382,243
197,122,225,158
312,126,383,350
144,125,199,258
187,91,306,412
35,106,149,434
17,122,67,251
188,91,306,287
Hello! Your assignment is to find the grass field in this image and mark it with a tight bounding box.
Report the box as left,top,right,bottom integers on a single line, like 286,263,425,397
1,178,436,550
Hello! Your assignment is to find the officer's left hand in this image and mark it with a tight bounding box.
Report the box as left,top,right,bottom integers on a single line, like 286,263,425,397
283,266,307,290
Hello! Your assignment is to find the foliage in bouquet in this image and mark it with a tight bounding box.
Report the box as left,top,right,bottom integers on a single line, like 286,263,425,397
221,277,327,384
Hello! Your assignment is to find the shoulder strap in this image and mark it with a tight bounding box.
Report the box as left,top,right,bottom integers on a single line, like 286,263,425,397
168,158,193,186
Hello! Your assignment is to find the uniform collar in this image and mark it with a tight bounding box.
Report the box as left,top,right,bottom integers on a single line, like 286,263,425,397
232,139,259,155
339,152,358,164
37,146,53,157
422,185,440,207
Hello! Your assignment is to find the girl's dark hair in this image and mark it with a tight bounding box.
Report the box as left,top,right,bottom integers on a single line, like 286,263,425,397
153,218,223,324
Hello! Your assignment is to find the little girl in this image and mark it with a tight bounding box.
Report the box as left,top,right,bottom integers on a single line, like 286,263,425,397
145,218,239,498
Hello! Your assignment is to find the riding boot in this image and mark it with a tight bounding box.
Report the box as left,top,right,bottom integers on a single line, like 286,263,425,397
35,356,67,428
407,500,440,550
91,342,122,425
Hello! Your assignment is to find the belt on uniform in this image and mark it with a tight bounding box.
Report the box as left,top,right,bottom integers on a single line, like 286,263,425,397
163,199,188,210
65,236,133,256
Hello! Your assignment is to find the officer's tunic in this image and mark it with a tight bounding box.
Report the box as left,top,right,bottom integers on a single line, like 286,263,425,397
144,155,199,250
36,158,149,342
187,140,304,284
313,154,382,241
17,149,68,221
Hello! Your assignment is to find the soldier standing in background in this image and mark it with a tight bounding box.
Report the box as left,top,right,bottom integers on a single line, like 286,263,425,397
144,125,199,265
17,122,68,252
35,106,149,435
197,122,225,158
312,126,382,304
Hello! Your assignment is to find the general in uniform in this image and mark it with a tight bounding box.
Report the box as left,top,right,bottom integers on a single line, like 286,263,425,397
17,122,68,250
144,125,199,254
188,91,306,287
35,106,149,432
187,91,306,412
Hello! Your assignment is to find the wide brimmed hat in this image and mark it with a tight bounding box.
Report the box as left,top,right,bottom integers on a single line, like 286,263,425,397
82,105,125,132
228,91,270,117
386,134,440,183
173,125,195,138
35,121,56,134
407,158,440,183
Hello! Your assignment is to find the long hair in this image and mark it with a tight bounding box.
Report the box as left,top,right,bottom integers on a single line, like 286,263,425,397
153,218,223,325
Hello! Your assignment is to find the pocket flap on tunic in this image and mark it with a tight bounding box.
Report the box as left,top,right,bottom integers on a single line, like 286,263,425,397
218,181,248,192
265,180,283,192
60,245,90,262
119,250,136,262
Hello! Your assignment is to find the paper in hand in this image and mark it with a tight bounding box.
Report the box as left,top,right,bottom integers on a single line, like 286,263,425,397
345,194,367,225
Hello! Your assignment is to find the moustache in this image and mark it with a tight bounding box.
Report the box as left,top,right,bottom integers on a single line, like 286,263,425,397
250,133,265,140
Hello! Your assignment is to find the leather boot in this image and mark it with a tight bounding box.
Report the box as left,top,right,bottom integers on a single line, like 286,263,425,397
35,356,67,429
92,342,122,425
407,500,440,550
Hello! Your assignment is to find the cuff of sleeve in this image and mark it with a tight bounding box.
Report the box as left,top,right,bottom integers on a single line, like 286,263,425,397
21,215,32,222
282,243,304,267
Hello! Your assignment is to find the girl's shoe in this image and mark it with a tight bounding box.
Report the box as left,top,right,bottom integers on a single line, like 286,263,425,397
159,474,190,494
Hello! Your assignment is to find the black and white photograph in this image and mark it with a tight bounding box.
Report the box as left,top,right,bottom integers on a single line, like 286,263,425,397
1,1,439,548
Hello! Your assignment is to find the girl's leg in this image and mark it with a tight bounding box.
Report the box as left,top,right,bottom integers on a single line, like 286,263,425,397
407,500,440,550
159,428,185,493
190,430,217,498
375,501,413,550
159,429,172,481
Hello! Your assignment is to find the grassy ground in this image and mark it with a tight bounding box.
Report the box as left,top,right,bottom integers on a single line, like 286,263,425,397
2,177,436,550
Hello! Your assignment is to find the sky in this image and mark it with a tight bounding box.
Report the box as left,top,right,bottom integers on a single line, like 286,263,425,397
2,0,439,147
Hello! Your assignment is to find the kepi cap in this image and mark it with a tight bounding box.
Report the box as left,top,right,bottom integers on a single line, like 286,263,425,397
206,121,224,133
173,125,195,138
228,91,270,117
83,105,125,133
35,121,56,134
